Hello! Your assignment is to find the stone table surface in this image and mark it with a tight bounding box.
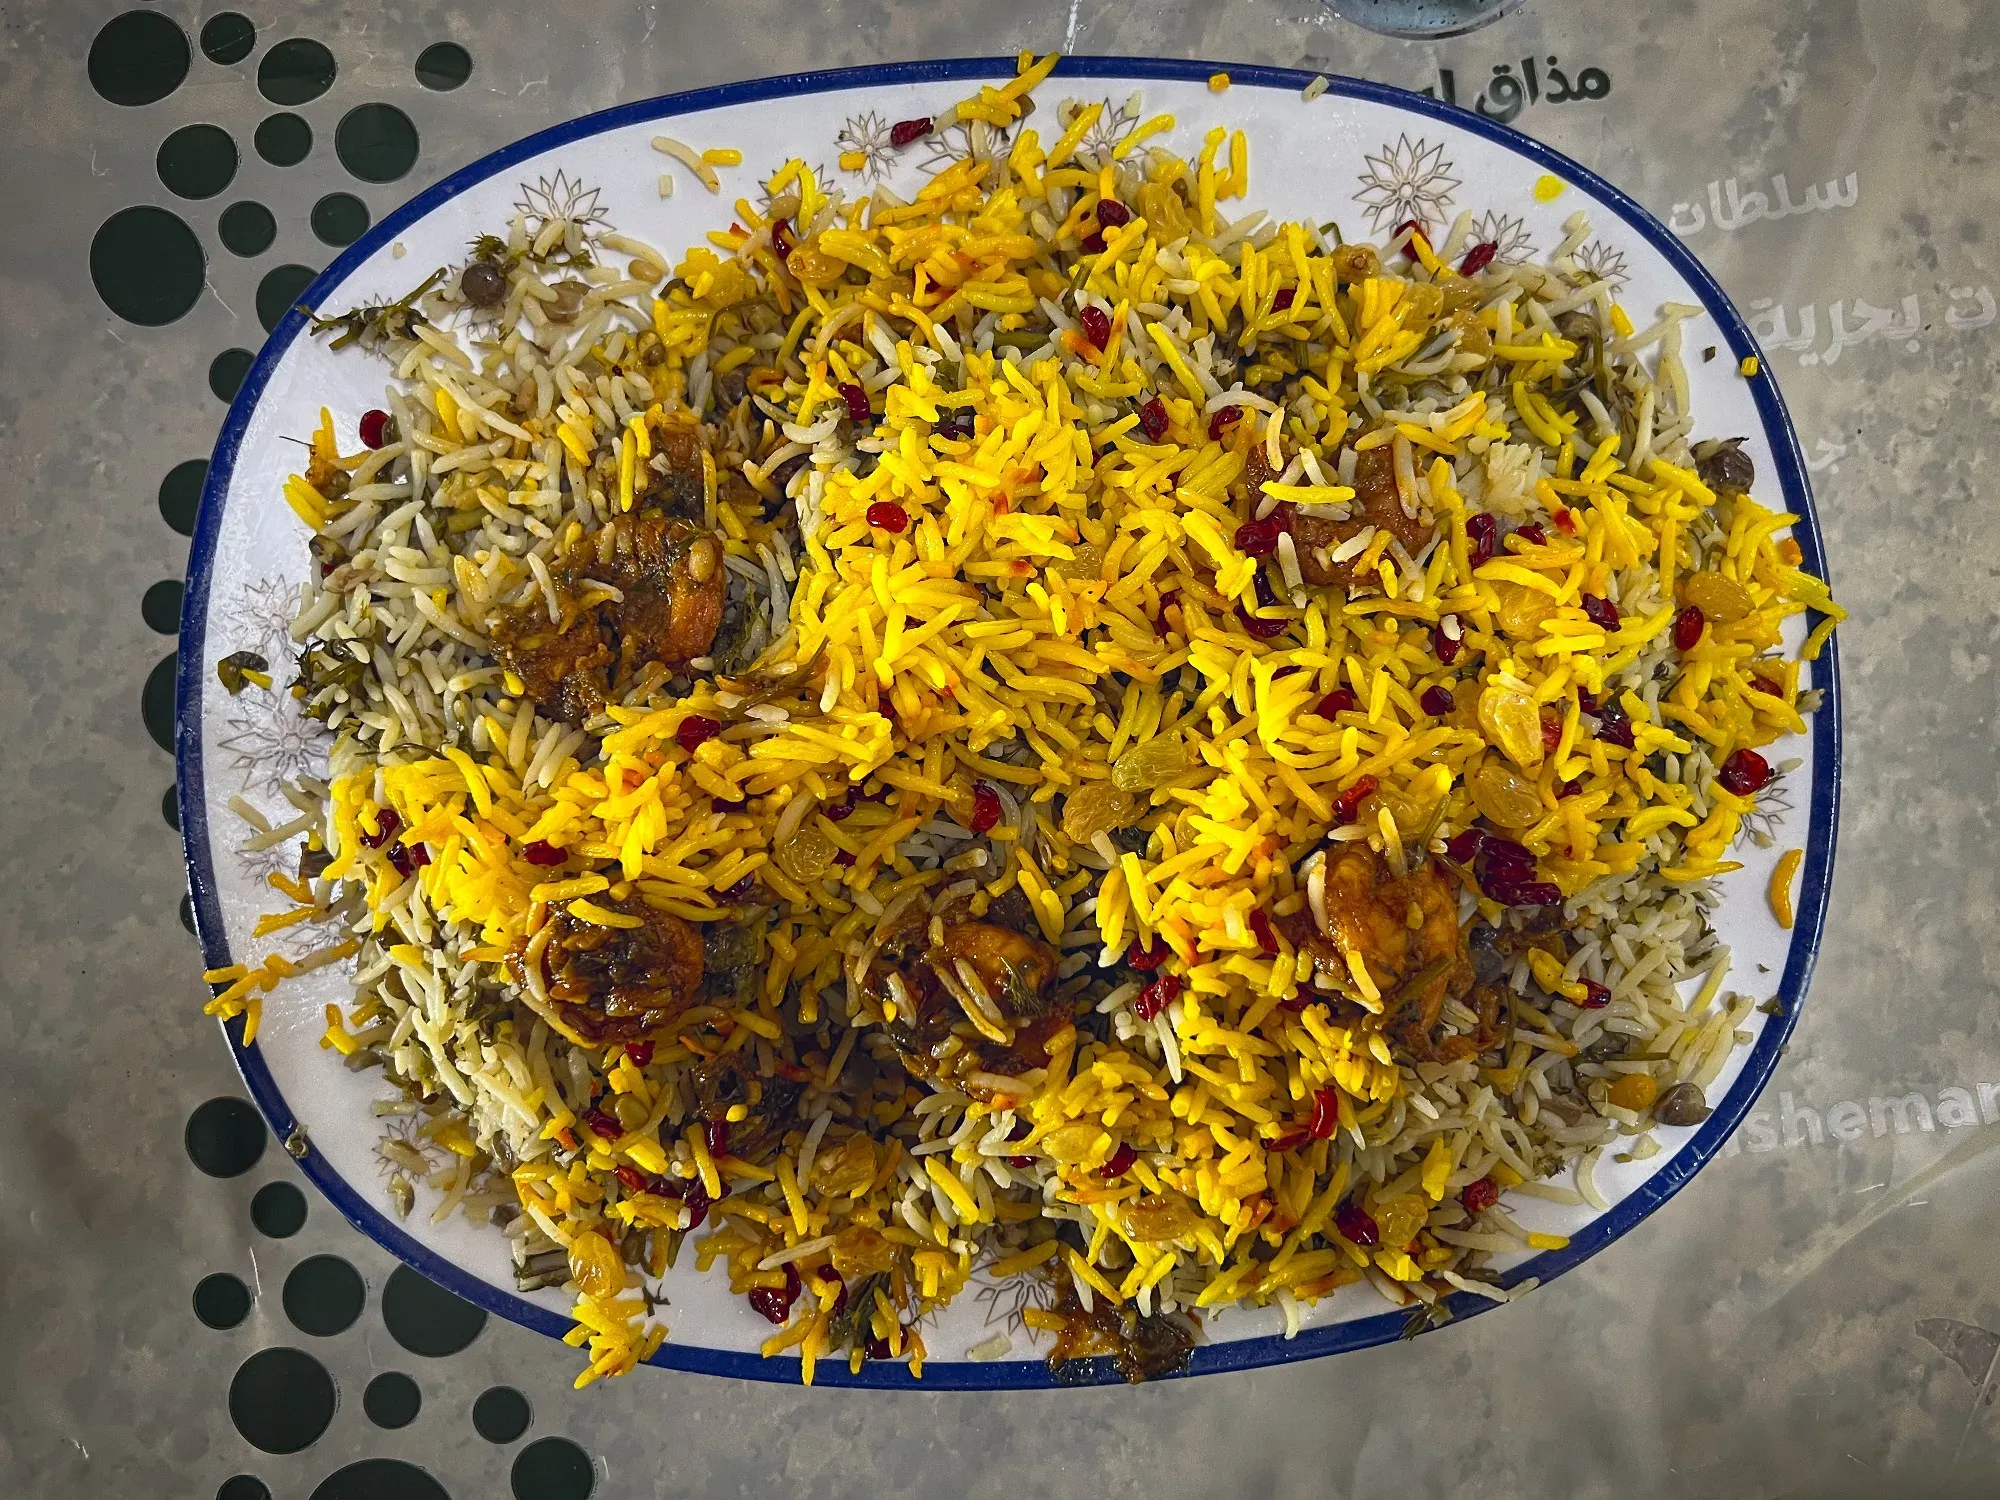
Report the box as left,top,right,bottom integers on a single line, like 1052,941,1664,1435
2,1,1997,1496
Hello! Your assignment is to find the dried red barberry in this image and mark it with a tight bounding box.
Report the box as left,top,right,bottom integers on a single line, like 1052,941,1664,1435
681,1180,711,1231
583,1108,621,1141
1459,1177,1500,1214
1673,605,1706,651
1580,593,1621,630
706,1120,730,1159
1333,775,1378,824
1099,1142,1138,1178
1433,622,1462,664
1579,979,1612,1008
770,217,796,259
614,1165,650,1194
1080,230,1106,254
1133,972,1181,1021
358,408,392,448
1137,396,1170,441
676,714,721,754
965,781,1002,835
1095,197,1131,228
1235,517,1281,557
1445,827,1486,864
1459,241,1498,276
1718,748,1771,795
748,1264,803,1324
624,1041,653,1068
866,501,909,533
1078,304,1111,349
523,839,566,866
1513,522,1547,547
1317,687,1357,718
1487,879,1563,908
1466,511,1498,568
1267,1129,1311,1154
1594,701,1636,750
1309,1086,1341,1140
1208,405,1244,441
360,809,400,849
1238,604,1288,640
1335,1202,1379,1246
889,116,933,147
1421,685,1455,717
1126,939,1168,972
1248,909,1279,957
1272,287,1296,311
840,381,872,424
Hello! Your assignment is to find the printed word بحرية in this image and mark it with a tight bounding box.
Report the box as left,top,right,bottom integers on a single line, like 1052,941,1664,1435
1668,171,1860,235
1422,58,1610,124
1750,285,1995,367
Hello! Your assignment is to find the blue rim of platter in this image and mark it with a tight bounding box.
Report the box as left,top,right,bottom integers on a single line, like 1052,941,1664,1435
177,54,1842,1389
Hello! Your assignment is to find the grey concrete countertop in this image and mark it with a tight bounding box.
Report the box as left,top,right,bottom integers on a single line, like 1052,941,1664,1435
3,2,1997,1496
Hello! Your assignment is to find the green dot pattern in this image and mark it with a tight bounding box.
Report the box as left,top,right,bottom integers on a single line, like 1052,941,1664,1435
219,201,277,257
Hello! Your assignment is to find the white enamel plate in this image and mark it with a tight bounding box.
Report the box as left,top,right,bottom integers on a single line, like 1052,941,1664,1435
178,58,1841,1387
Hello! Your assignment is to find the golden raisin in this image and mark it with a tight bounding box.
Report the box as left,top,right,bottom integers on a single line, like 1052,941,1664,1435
1679,571,1756,625
785,245,847,287
1469,757,1544,829
1061,780,1138,843
1478,683,1546,773
1112,734,1188,792
567,1229,627,1299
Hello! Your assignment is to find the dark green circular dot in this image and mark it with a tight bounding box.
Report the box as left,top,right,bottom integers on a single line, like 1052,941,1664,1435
229,1347,335,1454
143,578,184,634
363,1372,422,1430
89,11,191,106
283,1255,365,1337
219,201,277,257
258,38,336,106
256,263,317,333
512,1438,592,1500
201,13,256,65
160,459,206,534
194,1273,252,1329
381,1266,486,1357
158,124,238,200
415,42,472,91
180,893,197,934
473,1386,530,1444
186,1097,266,1177
254,112,312,167
336,103,419,184
91,206,204,326
311,192,369,247
142,651,177,751
163,786,180,831
218,1477,271,1500
252,1180,308,1237
210,348,254,402
309,1460,450,1500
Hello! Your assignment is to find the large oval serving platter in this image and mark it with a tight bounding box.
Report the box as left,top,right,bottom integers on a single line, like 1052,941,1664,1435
178,56,1840,1387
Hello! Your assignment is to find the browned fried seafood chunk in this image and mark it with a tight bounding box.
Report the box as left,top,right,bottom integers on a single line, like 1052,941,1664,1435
524,895,704,1045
